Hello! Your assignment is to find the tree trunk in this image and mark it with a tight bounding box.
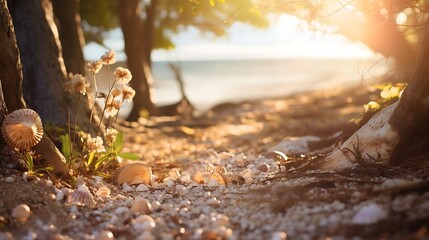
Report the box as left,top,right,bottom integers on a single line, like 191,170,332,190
8,0,94,132
118,0,156,121
1,0,67,175
8,0,68,125
0,0,25,112
144,0,158,68
52,0,85,75
322,24,429,170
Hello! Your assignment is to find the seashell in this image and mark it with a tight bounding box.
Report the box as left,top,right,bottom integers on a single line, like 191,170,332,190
113,163,152,185
95,186,111,198
130,197,152,214
230,174,245,185
265,151,288,162
2,109,44,150
351,203,387,224
193,163,228,185
12,204,31,223
70,185,95,206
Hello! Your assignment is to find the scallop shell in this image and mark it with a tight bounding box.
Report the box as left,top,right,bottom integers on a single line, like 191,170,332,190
95,186,111,198
113,163,152,185
193,165,228,185
70,185,95,206
351,203,387,224
2,109,43,150
12,204,31,223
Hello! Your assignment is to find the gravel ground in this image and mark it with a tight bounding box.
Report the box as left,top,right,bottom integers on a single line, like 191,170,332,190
1,86,429,240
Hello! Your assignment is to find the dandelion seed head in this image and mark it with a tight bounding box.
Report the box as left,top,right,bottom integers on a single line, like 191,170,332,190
122,85,136,102
100,50,116,65
87,61,103,73
64,74,88,95
114,67,132,85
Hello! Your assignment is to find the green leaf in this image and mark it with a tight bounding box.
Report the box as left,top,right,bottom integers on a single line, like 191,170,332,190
87,152,95,167
60,134,71,163
94,153,114,170
210,0,215,6
118,152,139,160
113,131,123,154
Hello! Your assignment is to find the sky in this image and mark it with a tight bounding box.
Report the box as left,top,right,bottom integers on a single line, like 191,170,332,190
84,14,377,62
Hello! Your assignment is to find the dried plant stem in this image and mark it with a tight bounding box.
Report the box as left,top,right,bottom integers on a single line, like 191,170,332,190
92,73,99,94
72,94,82,147
97,77,118,135
65,95,73,169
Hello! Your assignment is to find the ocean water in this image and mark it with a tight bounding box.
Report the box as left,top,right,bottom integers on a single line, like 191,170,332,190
150,58,388,112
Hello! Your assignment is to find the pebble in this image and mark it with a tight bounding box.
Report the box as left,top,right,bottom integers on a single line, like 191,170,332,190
136,231,155,240
130,198,152,214
95,230,114,240
135,184,149,192
45,180,53,187
5,176,15,183
207,197,220,207
271,231,287,240
165,178,175,188
176,184,186,192
122,183,134,192
180,174,191,183
168,168,181,179
257,163,270,172
22,172,28,182
12,204,31,223
114,207,129,215
134,215,156,232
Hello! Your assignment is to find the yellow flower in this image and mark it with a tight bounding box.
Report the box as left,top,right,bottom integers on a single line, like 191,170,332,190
100,50,116,65
87,61,103,73
114,67,132,85
105,128,118,145
121,85,136,102
86,136,105,153
64,74,88,95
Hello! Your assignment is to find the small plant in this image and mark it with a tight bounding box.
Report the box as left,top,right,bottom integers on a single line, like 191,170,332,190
62,49,138,177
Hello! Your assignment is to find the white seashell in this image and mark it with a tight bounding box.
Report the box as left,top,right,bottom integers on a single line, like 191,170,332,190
2,109,43,150
113,163,152,185
351,203,387,224
70,185,95,206
135,184,149,192
95,230,114,240
130,198,152,214
12,204,31,223
95,186,111,198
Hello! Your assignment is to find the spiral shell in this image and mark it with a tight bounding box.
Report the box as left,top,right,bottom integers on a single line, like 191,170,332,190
113,163,152,185
2,109,43,150
70,185,95,206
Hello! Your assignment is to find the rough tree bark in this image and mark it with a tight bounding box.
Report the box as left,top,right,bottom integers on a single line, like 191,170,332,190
118,0,156,121
8,0,95,132
52,0,85,75
0,0,67,175
323,25,429,170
